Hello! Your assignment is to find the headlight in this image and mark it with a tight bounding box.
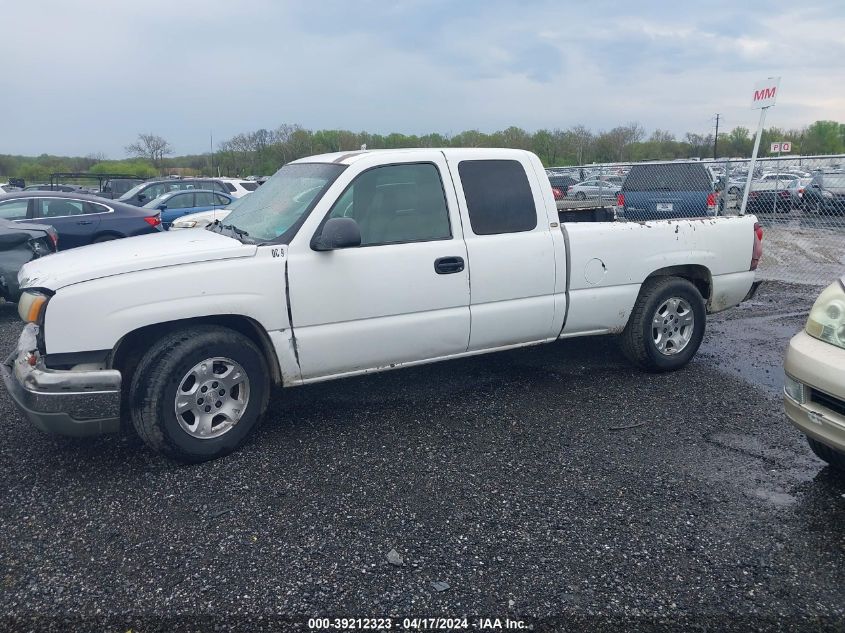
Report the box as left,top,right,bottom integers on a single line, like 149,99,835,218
173,220,198,228
18,290,50,324
806,280,845,349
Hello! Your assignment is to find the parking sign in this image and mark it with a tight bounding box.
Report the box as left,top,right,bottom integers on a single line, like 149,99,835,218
752,77,780,109
781,142,792,153
770,143,781,153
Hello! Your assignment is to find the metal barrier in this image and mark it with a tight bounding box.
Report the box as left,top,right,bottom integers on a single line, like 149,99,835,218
547,154,845,286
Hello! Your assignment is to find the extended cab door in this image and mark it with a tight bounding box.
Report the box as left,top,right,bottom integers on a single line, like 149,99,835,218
445,151,564,350
286,152,470,380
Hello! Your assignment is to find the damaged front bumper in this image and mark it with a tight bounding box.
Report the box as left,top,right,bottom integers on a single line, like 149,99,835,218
0,324,122,436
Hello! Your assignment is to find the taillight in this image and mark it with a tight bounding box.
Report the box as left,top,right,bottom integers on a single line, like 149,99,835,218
750,222,763,271
552,187,563,200
47,229,58,250
144,215,162,228
616,193,625,208
706,192,717,209
798,188,804,195
778,190,789,198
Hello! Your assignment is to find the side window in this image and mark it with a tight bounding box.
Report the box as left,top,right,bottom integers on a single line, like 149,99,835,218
327,163,451,246
195,192,215,206
38,199,85,218
145,183,169,199
241,181,258,191
458,160,537,235
223,182,236,193
214,194,231,205
83,201,110,214
0,199,28,220
167,193,195,209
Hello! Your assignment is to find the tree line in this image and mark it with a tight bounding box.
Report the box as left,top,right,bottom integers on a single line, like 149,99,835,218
2,120,843,182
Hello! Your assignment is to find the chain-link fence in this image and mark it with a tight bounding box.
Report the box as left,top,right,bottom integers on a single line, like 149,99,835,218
547,154,845,286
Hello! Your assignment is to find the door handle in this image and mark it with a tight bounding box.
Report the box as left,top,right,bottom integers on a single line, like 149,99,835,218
76,220,94,225
434,256,465,275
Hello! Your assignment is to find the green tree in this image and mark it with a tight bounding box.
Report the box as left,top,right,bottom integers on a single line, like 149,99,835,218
801,120,844,155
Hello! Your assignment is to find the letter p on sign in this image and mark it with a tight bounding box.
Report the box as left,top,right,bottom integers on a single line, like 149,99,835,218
752,77,780,109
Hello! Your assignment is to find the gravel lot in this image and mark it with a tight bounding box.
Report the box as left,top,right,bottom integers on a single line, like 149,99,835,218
1,281,844,632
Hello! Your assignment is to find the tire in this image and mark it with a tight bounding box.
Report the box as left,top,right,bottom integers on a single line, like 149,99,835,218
93,234,118,243
807,436,845,472
619,277,706,372
129,325,270,463
576,192,586,201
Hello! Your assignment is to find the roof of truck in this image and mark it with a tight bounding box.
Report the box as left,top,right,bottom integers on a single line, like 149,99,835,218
290,148,535,166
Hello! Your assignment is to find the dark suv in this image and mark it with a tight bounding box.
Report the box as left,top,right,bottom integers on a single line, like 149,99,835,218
803,173,845,214
617,162,717,221
117,178,229,207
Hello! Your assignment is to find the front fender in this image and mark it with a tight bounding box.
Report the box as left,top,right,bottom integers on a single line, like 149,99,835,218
42,254,289,355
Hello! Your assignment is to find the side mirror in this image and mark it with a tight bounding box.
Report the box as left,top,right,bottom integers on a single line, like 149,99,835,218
157,204,167,211
312,217,361,251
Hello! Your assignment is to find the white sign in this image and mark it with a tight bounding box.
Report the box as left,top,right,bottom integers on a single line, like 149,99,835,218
770,142,781,152
781,141,792,153
770,141,792,153
751,77,780,109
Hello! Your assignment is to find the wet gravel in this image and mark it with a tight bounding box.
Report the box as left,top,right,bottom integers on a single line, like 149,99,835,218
1,281,844,632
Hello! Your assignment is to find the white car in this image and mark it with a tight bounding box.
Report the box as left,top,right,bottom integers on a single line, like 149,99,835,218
217,178,259,198
170,208,232,230
2,148,761,462
0,183,22,193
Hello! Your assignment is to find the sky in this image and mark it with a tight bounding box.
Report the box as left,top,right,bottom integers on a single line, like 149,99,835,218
1,0,844,157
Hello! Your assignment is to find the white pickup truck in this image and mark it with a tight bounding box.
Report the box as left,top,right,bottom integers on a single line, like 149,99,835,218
2,149,763,462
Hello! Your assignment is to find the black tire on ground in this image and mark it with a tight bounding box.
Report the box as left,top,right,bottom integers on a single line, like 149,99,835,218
129,325,270,463
807,436,845,472
619,276,706,372
576,191,586,200
93,235,118,243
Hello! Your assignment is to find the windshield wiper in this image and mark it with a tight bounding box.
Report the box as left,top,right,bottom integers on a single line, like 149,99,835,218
222,223,249,238
209,220,254,243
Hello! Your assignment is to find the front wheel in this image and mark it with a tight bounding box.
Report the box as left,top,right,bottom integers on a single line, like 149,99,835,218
807,436,845,472
619,277,706,372
129,326,270,462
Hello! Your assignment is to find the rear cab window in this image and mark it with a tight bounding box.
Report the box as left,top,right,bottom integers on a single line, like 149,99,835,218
622,164,712,192
457,160,537,235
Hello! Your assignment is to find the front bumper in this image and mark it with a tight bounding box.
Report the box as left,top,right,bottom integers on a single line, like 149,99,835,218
783,330,845,454
1,324,122,436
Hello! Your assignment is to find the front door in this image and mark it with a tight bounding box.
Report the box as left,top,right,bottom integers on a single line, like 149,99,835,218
33,197,103,249
286,154,470,380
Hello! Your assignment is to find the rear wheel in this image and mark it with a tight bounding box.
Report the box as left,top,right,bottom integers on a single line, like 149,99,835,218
807,436,845,472
619,277,706,372
129,326,270,462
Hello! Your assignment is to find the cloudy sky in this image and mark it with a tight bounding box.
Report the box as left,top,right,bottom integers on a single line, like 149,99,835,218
2,0,843,157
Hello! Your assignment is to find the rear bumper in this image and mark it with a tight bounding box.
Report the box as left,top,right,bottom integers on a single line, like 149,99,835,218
1,324,122,436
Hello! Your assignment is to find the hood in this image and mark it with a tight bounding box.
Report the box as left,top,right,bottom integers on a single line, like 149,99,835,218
19,229,256,291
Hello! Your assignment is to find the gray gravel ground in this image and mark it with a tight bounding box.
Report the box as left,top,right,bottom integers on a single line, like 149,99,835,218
1,281,844,632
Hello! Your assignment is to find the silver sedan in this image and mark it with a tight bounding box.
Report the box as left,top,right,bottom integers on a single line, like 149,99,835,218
567,179,620,201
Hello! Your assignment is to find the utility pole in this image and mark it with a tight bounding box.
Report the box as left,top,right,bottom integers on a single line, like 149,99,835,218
714,114,720,159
